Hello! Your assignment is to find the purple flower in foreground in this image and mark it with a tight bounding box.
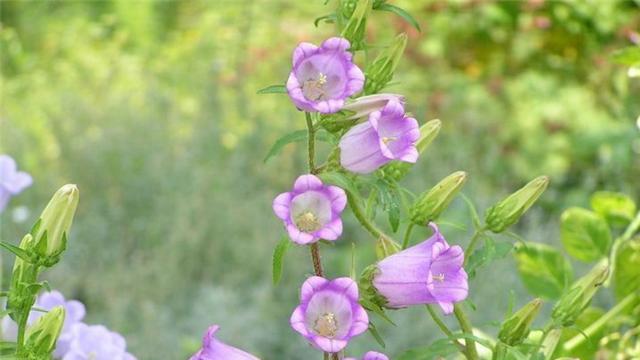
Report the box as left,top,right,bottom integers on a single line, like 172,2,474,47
0,154,33,212
64,323,136,360
273,174,347,244
189,325,259,360
290,276,369,353
345,351,389,360
372,223,468,314
1,290,85,358
286,37,364,114
339,99,419,174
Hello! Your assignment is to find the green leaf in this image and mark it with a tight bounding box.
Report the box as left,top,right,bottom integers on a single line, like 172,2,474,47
513,242,573,300
613,238,640,300
397,338,459,360
0,241,32,262
376,4,421,32
0,341,17,356
319,172,360,197
256,84,287,94
367,322,386,348
590,191,636,227
611,46,640,66
557,307,607,359
263,130,307,163
466,236,512,278
560,207,612,262
314,13,336,27
272,236,291,285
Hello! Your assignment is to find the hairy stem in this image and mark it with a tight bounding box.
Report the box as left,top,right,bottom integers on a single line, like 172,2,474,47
305,112,317,174
425,305,466,351
463,229,483,266
310,243,324,277
454,304,480,360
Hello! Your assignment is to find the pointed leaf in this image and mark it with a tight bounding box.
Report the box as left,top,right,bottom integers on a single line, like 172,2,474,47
257,84,287,94
272,236,291,285
263,130,308,163
514,242,573,300
376,4,421,32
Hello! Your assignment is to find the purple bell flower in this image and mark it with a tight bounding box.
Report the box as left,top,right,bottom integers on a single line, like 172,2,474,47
0,154,33,212
372,223,468,314
189,325,259,360
273,174,347,244
345,351,389,360
64,323,136,360
290,276,369,353
286,37,364,114
339,99,419,174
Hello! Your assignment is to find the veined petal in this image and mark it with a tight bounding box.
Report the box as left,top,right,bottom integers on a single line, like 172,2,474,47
293,174,324,193
272,192,292,221
287,224,317,244
315,218,342,241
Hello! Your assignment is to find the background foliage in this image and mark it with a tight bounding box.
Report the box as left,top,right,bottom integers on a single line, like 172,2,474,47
1,0,638,358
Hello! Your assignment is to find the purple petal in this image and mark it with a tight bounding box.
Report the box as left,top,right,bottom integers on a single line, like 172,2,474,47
363,351,389,360
320,37,351,52
293,42,319,67
312,337,348,353
293,174,323,193
272,192,292,221
315,218,342,241
300,276,330,303
326,186,347,213
339,122,389,174
290,306,310,336
328,277,359,301
286,224,316,244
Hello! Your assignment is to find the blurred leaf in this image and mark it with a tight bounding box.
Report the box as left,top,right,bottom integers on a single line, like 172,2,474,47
0,241,32,262
557,307,606,359
319,171,360,197
466,236,513,278
561,207,612,262
376,4,421,32
514,242,573,300
256,84,287,94
367,322,386,348
612,46,640,66
397,338,458,360
613,238,640,300
314,13,336,27
263,130,307,163
272,236,291,285
590,191,636,227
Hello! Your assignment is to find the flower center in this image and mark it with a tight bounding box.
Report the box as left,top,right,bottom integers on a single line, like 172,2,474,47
314,312,338,338
381,136,397,145
433,273,445,282
302,73,328,101
295,211,321,233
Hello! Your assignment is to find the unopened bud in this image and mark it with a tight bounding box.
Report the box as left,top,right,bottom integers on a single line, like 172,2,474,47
498,298,542,346
33,184,79,265
340,0,372,51
23,306,65,358
375,235,401,259
341,93,405,120
364,33,407,94
552,260,609,326
382,119,442,181
485,176,548,233
7,234,38,322
410,171,467,225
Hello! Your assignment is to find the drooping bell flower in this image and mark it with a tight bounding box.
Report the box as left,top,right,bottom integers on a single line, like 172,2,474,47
371,223,468,314
290,277,369,353
189,325,260,360
0,154,33,212
272,174,347,244
345,351,389,360
286,37,364,114
65,323,136,360
339,99,419,174
341,94,405,120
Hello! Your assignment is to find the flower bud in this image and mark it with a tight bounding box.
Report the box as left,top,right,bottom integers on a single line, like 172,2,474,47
410,171,467,225
33,184,79,265
375,235,401,259
340,0,372,51
485,176,548,233
23,306,65,358
341,94,405,120
364,33,408,94
551,260,609,327
7,234,38,322
382,119,442,181
498,298,542,346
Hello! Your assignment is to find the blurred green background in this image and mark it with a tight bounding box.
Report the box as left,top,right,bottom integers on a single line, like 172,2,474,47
1,0,639,359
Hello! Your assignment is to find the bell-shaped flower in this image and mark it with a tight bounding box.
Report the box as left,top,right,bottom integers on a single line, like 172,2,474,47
0,154,33,212
272,175,347,244
189,325,259,360
372,223,468,314
290,277,369,353
64,323,136,360
339,99,419,174
345,351,389,360
286,37,364,114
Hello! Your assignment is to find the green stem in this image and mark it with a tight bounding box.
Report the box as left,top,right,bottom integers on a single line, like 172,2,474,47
16,312,28,352
305,112,317,174
463,229,483,266
606,211,640,285
425,305,466,351
348,193,384,240
622,211,640,240
454,304,480,360
563,292,638,351
402,223,415,249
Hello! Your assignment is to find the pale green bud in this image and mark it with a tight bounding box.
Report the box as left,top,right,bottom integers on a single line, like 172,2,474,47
364,33,408,94
340,0,372,51
7,234,38,322
23,306,65,358
485,176,549,233
33,184,79,265
341,94,405,120
375,235,401,259
410,171,467,225
551,260,609,326
498,298,542,346
382,119,442,181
